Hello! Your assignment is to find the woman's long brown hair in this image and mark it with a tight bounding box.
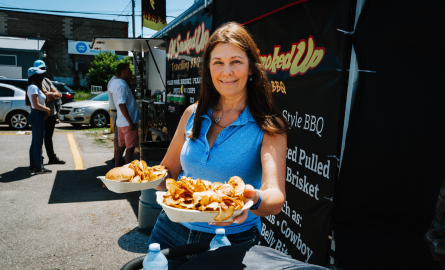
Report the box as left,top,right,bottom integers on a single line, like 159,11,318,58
25,74,44,106
189,22,289,139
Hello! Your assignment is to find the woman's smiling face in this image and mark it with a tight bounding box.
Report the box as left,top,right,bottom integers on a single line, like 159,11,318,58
210,42,251,99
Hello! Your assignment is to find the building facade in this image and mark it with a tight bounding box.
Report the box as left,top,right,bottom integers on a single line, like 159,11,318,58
0,10,128,88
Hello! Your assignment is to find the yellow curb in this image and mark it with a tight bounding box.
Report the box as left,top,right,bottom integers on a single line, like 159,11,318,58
66,133,84,170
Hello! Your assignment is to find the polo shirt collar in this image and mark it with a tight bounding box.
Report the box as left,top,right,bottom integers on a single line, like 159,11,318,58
200,105,255,126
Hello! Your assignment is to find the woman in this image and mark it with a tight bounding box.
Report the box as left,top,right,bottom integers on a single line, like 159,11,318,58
26,67,52,174
33,60,65,165
151,22,288,269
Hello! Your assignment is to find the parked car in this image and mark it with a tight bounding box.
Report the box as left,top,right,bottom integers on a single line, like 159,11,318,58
59,91,110,128
52,82,76,104
0,78,75,104
0,83,31,130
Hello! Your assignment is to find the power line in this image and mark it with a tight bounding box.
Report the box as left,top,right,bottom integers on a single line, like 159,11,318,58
0,6,136,16
116,0,132,20
0,2,15,8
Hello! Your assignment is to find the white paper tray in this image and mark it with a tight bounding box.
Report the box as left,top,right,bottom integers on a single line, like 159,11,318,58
156,191,253,223
97,176,164,193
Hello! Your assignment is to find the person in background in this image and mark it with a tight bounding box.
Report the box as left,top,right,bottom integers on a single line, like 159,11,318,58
111,63,139,167
26,67,52,174
150,22,288,269
34,60,66,165
425,180,445,269
107,74,119,165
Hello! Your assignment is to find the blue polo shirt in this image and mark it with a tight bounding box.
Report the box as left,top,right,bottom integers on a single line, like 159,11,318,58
179,105,264,234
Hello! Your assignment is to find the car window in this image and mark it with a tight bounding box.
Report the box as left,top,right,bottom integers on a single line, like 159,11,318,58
53,84,65,92
0,80,27,90
0,86,14,97
63,85,74,93
90,92,109,101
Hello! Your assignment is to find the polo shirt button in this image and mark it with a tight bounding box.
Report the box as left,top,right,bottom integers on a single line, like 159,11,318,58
206,151,209,155
213,143,218,147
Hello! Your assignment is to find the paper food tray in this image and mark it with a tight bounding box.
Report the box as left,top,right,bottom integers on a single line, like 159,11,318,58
97,176,164,193
156,191,253,223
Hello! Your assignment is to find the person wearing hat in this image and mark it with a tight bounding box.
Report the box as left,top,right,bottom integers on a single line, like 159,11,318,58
34,60,66,165
26,67,52,174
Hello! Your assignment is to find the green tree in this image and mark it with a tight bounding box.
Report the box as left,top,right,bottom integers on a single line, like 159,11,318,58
86,51,134,90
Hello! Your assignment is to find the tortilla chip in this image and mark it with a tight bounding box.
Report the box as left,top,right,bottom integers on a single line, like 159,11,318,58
214,206,235,221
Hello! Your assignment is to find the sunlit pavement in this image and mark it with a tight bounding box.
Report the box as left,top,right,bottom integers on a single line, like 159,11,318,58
0,124,150,269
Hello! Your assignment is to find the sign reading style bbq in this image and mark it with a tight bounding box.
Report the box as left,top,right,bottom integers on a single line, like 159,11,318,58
243,2,349,265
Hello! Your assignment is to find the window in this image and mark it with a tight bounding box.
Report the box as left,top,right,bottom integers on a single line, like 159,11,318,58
0,87,14,97
0,55,17,66
0,79,27,90
90,92,109,101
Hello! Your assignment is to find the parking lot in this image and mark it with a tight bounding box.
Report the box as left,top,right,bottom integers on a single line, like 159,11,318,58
0,122,150,270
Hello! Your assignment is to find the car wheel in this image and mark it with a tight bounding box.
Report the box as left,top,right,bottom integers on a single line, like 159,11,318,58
91,111,109,128
8,111,29,130
70,123,82,128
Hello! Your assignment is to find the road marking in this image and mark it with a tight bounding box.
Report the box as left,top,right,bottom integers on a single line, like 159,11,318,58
0,132,70,135
66,133,84,170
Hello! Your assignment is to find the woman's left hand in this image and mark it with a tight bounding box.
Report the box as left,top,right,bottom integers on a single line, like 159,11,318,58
208,184,258,226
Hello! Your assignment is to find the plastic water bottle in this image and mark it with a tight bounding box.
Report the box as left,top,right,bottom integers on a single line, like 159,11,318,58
209,228,231,250
143,243,168,270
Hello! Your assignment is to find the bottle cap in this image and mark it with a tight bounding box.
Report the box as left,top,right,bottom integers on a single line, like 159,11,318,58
149,243,161,251
215,228,225,234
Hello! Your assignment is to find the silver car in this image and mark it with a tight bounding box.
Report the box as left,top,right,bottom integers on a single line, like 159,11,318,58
59,92,110,128
0,83,31,130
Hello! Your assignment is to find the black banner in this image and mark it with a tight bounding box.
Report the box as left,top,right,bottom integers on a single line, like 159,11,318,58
333,0,445,269
243,1,351,265
164,8,212,135
142,0,167,31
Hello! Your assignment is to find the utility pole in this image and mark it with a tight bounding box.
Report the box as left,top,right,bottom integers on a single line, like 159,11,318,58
132,0,135,38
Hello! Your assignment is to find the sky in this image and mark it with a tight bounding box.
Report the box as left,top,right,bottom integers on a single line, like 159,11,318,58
0,0,196,37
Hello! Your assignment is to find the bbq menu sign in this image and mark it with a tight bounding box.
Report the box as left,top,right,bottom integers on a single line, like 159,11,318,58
244,3,348,265
165,8,212,108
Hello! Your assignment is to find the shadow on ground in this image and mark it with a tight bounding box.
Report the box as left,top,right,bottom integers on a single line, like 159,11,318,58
48,161,140,217
118,227,151,253
0,166,34,183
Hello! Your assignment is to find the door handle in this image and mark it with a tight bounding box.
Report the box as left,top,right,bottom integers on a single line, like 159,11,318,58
1,101,11,103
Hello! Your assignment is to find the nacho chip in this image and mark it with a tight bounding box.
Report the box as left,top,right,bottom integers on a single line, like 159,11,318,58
163,176,247,221
228,176,246,197
214,206,235,221
195,179,207,192
131,175,142,183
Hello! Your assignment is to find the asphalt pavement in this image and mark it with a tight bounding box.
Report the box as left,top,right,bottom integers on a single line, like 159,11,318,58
0,123,151,270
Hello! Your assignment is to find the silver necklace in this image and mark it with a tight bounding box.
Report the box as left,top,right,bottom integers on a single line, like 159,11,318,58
214,101,246,124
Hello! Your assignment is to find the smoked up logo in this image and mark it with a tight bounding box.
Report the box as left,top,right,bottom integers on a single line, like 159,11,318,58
167,22,210,61
259,36,325,76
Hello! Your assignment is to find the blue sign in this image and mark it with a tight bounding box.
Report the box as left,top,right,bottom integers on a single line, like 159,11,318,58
76,42,88,53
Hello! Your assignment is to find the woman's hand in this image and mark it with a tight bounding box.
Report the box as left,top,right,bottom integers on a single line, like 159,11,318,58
208,185,258,226
45,107,50,119
46,93,54,102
